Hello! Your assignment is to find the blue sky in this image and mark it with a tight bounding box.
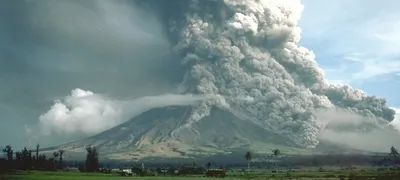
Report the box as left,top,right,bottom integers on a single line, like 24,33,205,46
299,0,400,107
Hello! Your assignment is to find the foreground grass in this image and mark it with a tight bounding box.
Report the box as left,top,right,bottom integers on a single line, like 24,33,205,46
1,169,400,180
1,171,181,180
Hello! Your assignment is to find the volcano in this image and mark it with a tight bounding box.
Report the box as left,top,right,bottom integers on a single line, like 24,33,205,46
52,106,308,160
38,0,399,160
49,105,398,160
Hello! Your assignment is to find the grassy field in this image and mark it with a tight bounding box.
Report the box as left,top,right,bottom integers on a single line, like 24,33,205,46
1,169,400,180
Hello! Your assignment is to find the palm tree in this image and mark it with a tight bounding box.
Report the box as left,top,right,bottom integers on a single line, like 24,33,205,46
244,151,252,170
58,149,65,167
36,144,40,159
53,152,59,160
2,145,13,161
2,146,6,159
58,150,65,161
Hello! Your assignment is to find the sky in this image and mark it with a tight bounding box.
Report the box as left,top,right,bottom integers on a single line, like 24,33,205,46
299,0,400,107
0,0,180,148
0,0,399,149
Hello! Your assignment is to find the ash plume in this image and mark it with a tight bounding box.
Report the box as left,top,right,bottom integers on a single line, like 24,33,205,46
316,108,400,152
33,0,398,149
141,0,396,148
389,108,400,131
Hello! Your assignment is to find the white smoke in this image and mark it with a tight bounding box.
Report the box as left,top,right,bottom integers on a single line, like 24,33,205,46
39,89,122,135
390,108,400,131
160,0,397,148
39,88,210,136
316,108,400,152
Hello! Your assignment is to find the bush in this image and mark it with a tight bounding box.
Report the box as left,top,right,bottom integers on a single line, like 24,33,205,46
205,169,226,178
177,166,206,175
78,163,85,172
98,168,112,174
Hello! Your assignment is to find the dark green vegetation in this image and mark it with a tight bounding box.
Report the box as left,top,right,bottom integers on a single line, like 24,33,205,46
1,168,400,180
1,144,99,173
1,144,400,180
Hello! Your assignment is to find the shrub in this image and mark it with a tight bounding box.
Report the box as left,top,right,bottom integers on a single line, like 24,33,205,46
205,169,226,178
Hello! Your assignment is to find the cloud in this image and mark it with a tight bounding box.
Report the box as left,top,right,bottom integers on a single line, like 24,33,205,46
38,88,211,136
317,108,400,152
299,0,400,83
39,89,124,135
342,53,400,82
320,129,400,153
0,0,182,147
389,108,400,131
0,0,181,103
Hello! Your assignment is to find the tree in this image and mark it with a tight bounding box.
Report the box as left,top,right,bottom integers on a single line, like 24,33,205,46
272,149,280,157
36,154,47,170
36,144,40,159
2,145,13,161
85,146,99,172
206,162,212,170
389,146,399,166
244,151,252,170
53,152,59,159
271,149,280,169
390,146,399,157
58,149,65,168
15,147,33,170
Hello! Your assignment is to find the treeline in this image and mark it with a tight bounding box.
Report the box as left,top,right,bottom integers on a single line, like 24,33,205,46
0,144,100,173
1,144,399,173
62,154,400,170
1,144,64,172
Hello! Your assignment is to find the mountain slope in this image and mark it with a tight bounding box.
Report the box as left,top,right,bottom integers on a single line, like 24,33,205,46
53,106,306,160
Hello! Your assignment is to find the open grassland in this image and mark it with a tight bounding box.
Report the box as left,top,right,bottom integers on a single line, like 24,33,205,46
1,169,400,180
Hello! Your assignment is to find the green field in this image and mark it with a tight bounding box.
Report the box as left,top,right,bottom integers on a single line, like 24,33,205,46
1,169,400,180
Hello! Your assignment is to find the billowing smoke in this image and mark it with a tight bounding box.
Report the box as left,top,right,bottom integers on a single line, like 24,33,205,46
39,89,122,135
316,108,400,152
39,89,211,135
146,0,397,148
390,108,400,131
34,0,398,149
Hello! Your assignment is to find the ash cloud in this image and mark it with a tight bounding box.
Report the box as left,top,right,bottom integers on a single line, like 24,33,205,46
390,108,400,131
148,0,397,148
316,108,400,152
3,0,397,148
